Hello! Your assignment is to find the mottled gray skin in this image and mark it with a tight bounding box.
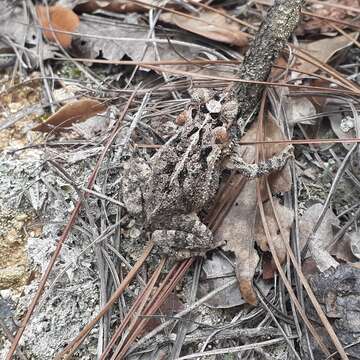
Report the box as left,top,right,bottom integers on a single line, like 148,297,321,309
143,90,234,259
145,90,233,222
126,89,293,259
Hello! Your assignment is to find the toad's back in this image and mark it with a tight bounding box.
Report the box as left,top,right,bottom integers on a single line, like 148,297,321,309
143,118,224,227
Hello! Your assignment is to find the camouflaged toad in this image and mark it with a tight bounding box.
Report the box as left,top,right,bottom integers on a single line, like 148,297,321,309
123,88,293,259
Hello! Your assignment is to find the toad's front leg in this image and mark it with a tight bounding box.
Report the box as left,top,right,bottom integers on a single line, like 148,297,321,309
227,144,293,178
151,213,214,260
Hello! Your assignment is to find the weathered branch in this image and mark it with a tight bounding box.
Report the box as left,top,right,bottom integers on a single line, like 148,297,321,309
233,0,304,126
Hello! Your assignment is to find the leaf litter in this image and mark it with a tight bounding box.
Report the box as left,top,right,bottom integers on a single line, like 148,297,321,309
32,98,107,132
1,0,360,359
36,5,80,48
160,10,249,47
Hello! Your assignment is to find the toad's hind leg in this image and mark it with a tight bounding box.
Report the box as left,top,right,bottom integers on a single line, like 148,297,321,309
151,213,214,260
228,144,293,178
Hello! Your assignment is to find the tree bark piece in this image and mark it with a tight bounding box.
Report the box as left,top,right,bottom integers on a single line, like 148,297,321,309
233,0,304,129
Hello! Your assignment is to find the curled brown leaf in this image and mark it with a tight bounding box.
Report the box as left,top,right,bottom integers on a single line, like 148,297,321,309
36,5,80,48
216,180,259,305
33,98,107,132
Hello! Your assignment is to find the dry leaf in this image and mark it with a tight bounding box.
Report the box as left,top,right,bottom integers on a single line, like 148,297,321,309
72,114,111,139
263,114,293,194
36,5,80,48
199,253,245,308
300,205,358,268
302,258,319,277
160,11,249,47
299,204,339,254
349,231,360,260
299,204,340,272
262,252,277,279
0,4,37,47
294,33,359,74
255,198,294,265
270,56,290,80
216,179,259,305
33,98,107,132
308,79,331,109
330,231,359,263
198,253,272,308
0,3,58,67
283,96,317,125
142,293,184,333
72,17,234,76
74,0,156,13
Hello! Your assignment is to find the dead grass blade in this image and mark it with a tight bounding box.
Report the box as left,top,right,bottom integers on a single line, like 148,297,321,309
112,259,193,359
117,63,360,95
128,278,238,355
291,46,360,92
51,56,354,94
0,319,27,360
100,259,165,360
44,55,360,95
301,144,358,259
330,23,360,48
254,96,351,358
292,33,359,76
99,259,167,359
